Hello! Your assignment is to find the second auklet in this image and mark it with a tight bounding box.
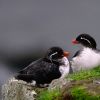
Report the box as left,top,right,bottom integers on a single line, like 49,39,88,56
15,47,70,87
71,33,100,72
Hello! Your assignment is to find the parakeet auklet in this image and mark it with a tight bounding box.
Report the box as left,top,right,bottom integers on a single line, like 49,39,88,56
15,47,70,87
71,33,100,72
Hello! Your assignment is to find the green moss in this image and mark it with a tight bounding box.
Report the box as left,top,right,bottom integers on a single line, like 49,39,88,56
68,66,100,81
71,86,100,100
37,67,100,100
37,88,61,100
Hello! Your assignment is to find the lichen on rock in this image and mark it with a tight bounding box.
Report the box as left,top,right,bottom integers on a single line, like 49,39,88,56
2,78,37,100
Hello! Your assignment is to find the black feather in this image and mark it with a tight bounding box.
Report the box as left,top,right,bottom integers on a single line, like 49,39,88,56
15,58,61,84
73,50,81,57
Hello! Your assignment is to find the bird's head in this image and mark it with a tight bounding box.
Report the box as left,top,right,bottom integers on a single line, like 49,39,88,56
45,47,70,63
72,33,97,49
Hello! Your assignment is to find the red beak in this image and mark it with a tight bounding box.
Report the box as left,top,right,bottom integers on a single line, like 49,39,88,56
72,39,79,44
63,51,70,57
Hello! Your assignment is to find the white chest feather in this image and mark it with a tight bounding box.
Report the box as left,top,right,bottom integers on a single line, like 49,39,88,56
59,57,70,78
71,48,100,72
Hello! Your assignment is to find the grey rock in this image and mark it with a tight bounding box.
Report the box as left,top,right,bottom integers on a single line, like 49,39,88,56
2,78,37,100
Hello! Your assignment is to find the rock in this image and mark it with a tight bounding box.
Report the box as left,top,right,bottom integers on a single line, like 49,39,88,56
2,78,37,100
48,73,100,99
48,77,70,90
59,79,100,99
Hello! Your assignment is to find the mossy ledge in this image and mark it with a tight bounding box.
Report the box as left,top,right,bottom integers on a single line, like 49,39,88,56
37,67,100,100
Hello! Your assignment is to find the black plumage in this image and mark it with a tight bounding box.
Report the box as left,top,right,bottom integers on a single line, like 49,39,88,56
71,33,100,71
15,47,69,86
73,50,81,57
72,33,97,49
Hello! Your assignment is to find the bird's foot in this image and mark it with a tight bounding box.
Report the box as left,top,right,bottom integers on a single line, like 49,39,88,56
36,84,49,88
29,80,36,86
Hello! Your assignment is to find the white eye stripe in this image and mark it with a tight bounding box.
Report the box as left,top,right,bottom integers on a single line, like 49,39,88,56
81,37,91,45
50,52,58,59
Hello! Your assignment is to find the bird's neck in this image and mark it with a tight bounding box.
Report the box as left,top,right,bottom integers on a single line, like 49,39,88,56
83,46,96,50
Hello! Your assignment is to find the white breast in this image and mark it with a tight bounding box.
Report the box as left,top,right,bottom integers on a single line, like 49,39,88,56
59,57,70,78
71,48,100,72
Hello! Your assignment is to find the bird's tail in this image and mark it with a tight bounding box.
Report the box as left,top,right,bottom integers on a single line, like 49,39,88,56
15,74,35,83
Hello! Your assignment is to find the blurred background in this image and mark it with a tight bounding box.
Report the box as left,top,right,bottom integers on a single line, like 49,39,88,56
0,0,100,97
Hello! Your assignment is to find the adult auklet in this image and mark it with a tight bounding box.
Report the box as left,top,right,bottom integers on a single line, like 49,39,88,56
71,33,100,72
15,47,70,87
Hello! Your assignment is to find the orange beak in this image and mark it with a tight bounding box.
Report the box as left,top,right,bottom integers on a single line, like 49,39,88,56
63,51,70,57
72,39,79,44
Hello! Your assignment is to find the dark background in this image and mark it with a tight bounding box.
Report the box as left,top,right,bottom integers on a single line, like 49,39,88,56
0,1,100,96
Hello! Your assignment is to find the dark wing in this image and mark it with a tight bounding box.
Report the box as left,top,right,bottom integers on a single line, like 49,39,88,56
15,58,44,82
95,49,100,53
73,50,81,57
15,58,61,84
18,58,43,74
23,59,61,84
